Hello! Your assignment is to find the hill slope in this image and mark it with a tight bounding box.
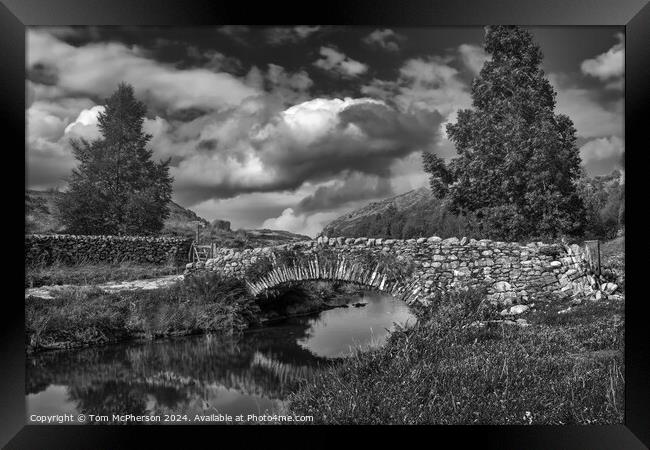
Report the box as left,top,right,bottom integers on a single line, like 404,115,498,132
321,187,469,239
25,190,309,247
26,189,209,236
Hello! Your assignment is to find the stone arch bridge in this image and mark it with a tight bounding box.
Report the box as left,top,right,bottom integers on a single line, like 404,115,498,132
190,236,593,306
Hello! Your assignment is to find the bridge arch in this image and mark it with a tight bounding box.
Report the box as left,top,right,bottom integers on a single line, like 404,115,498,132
245,253,420,303
193,236,596,307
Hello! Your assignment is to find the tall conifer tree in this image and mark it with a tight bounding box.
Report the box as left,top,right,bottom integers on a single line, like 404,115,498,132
58,83,172,235
423,26,586,240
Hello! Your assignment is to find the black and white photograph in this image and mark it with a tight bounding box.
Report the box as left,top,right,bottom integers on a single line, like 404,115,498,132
23,23,627,427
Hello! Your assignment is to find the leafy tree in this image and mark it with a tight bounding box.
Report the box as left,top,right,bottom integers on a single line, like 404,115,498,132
57,83,172,235
576,169,624,240
423,26,586,241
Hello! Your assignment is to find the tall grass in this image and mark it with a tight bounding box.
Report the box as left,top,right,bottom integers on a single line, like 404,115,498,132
25,258,182,288
26,271,260,352
287,289,624,424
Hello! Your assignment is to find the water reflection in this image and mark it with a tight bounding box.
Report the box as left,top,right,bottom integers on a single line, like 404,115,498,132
26,292,416,421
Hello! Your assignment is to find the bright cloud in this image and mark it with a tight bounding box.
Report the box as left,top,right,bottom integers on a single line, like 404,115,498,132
580,33,624,86
579,136,624,164
27,30,259,113
361,55,473,133
458,44,490,75
63,105,104,139
171,95,442,205
262,208,341,238
313,47,368,77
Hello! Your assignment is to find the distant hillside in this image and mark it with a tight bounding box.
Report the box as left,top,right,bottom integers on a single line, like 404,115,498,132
322,170,625,242
26,189,209,236
25,190,309,247
322,187,470,239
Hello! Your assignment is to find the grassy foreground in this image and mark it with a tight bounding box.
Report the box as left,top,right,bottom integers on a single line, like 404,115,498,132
287,289,624,425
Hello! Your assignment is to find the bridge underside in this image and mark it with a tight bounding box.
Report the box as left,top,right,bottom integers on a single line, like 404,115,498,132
246,257,423,303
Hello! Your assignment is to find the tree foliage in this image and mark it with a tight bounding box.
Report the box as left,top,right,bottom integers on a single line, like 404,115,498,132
423,26,586,241
57,83,173,235
576,170,624,240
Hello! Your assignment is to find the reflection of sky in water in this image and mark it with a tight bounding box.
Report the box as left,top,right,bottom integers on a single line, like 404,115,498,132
26,291,416,421
297,293,416,358
26,385,79,416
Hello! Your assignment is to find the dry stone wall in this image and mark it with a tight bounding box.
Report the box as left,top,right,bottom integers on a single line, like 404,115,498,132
25,234,193,266
191,235,594,306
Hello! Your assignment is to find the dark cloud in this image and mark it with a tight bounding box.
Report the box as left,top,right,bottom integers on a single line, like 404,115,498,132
170,98,444,206
27,62,59,86
196,139,218,152
216,26,251,46
297,173,393,213
264,26,321,45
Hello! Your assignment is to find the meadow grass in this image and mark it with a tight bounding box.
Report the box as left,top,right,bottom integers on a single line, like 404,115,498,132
287,289,624,425
25,259,182,288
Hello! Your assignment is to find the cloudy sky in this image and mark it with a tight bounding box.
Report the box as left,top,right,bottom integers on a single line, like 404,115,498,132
26,26,624,237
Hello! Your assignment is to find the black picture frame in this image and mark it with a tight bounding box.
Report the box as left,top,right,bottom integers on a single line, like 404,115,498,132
3,0,648,447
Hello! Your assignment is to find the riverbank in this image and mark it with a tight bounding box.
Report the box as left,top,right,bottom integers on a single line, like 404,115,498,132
25,271,366,354
25,260,183,289
287,288,624,424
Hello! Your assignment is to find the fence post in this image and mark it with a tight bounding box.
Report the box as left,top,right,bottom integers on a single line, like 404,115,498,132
584,240,601,277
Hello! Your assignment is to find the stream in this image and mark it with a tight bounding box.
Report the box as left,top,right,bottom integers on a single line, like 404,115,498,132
26,291,416,422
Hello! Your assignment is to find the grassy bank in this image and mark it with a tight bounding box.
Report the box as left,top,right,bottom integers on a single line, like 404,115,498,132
25,272,260,352
25,272,365,353
287,289,624,424
25,260,182,288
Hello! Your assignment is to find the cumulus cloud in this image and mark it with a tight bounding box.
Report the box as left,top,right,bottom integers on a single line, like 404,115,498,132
313,47,368,77
265,64,313,104
579,136,624,163
63,105,104,139
27,30,259,113
457,43,490,75
362,56,472,120
363,29,405,52
581,33,624,87
171,96,443,205
579,135,624,176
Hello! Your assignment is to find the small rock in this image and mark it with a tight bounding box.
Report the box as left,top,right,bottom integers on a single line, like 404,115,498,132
493,281,513,292
602,282,618,294
500,304,530,316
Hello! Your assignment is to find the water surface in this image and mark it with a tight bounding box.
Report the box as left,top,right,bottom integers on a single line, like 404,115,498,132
26,291,416,421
